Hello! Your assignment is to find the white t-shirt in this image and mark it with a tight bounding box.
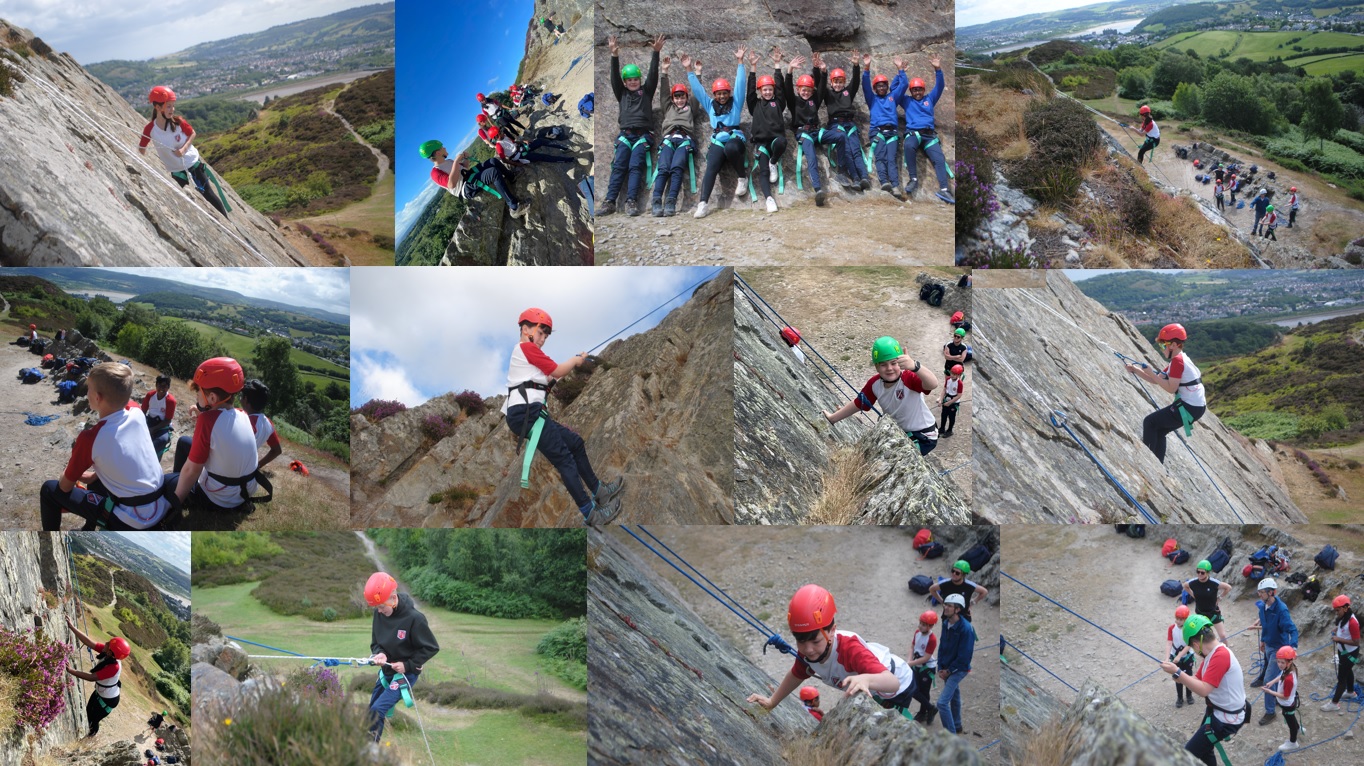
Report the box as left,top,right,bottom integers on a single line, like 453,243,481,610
501,342,558,415
1196,644,1246,725
1164,352,1205,407
790,630,914,701
62,407,171,529
139,118,201,173
856,370,936,433
187,408,259,508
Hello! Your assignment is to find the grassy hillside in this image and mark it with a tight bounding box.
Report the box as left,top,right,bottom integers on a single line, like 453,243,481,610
334,69,395,162
182,320,348,394
396,142,495,266
1151,30,1364,61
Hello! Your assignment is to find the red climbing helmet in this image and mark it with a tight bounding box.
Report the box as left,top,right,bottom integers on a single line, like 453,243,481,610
29,323,37,329
518,308,553,331
476,93,486,102
951,364,964,375
476,113,489,124
1175,605,1190,620
364,572,398,607
106,637,131,659
711,78,732,95
796,74,816,89
872,74,890,88
829,68,847,82
909,77,927,90
193,357,244,394
757,75,777,90
671,83,688,97
780,326,801,347
799,686,819,701
1157,323,1187,342
148,86,176,104
788,584,836,633
487,126,501,141
1276,646,1297,661
919,610,939,626
1334,595,1352,609
1139,105,1151,115
1290,187,1297,192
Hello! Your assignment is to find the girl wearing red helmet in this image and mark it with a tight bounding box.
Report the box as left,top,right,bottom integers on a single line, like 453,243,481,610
684,46,750,218
1124,323,1206,464
172,357,268,511
1287,186,1299,228
897,56,953,204
797,686,823,720
907,610,940,724
502,309,623,526
601,33,665,217
480,92,525,140
650,57,699,217
1263,646,1301,752
1322,594,1359,712
363,572,440,742
1135,104,1160,165
1168,605,1197,708
746,49,792,214
818,52,871,191
137,86,229,218
863,53,910,199
784,52,851,206
938,363,965,438
746,584,916,716
65,614,129,737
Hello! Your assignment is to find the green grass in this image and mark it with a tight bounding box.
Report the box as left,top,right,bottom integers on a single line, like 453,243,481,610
181,320,348,392
1153,30,1364,62
1298,53,1364,76
387,709,584,766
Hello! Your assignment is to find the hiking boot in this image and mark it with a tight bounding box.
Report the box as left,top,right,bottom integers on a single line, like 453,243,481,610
626,200,639,217
1258,711,1276,725
765,196,778,213
924,704,938,727
835,173,855,189
881,182,894,194
735,177,748,198
815,188,826,207
937,189,956,205
905,178,920,197
1250,678,1264,689
585,496,621,527
598,199,616,216
595,476,625,504
1176,696,1185,708
663,198,677,217
694,201,710,219
1321,701,1341,712
651,198,663,217
769,162,779,184
890,185,906,201
859,177,871,191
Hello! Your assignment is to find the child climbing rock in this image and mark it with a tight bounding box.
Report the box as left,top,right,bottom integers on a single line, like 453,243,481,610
823,336,940,456
64,615,131,737
1136,105,1160,165
502,308,624,526
1124,323,1206,465
421,141,526,219
1159,615,1247,766
363,572,440,742
138,86,229,217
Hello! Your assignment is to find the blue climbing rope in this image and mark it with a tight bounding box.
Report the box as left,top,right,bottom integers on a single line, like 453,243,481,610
734,272,881,416
618,526,805,664
1113,352,1245,523
1049,411,1159,524
1267,682,1364,765
939,461,971,477
62,533,95,662
1002,637,1078,693
223,634,384,668
1114,626,1254,696
25,412,60,426
979,738,1000,752
636,525,777,638
586,268,725,355
1003,572,1164,664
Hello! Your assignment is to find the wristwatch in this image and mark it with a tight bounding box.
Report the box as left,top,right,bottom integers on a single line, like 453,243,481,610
911,361,921,372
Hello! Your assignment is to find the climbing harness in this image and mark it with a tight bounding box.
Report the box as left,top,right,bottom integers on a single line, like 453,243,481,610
169,162,233,213
616,132,654,186
205,469,273,506
660,135,698,194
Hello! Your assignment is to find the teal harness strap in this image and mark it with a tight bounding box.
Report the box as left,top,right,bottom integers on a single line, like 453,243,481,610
618,134,654,184
756,142,784,195
1203,710,1234,766
520,413,547,488
1175,395,1195,436
475,180,503,200
662,137,697,193
795,130,811,189
378,669,416,717
199,163,232,212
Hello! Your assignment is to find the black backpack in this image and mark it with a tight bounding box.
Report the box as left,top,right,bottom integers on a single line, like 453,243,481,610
1127,524,1147,539
916,542,945,559
908,575,934,595
1208,548,1231,573
1115,524,1129,534
961,544,992,573
1161,580,1183,597
1302,576,1322,602
1315,545,1339,571
1167,549,1191,566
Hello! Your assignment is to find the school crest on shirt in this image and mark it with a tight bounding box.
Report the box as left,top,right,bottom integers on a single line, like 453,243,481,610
397,629,407,640
895,389,905,400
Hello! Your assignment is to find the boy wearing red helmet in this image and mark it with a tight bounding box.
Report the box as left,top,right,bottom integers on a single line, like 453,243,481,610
25,323,39,345
138,86,229,217
746,49,792,214
1124,323,1206,464
1322,594,1360,712
817,53,871,191
503,308,623,525
797,686,823,720
908,610,940,724
938,364,965,438
41,363,178,531
172,357,269,511
862,53,910,199
363,572,440,742
1135,104,1160,165
1263,645,1301,751
898,56,953,204
1286,186,1299,228
1168,605,1198,707
65,614,130,737
746,584,915,715
651,57,700,217
684,46,749,218
602,34,665,217
784,52,850,207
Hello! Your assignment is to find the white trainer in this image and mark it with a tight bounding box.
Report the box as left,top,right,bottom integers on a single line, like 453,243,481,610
693,201,709,219
765,196,778,213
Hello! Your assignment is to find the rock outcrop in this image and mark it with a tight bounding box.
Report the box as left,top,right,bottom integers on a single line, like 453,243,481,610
0,21,304,266
595,0,955,212
973,271,1305,523
443,0,593,266
734,282,969,524
351,271,734,526
1001,664,1201,765
0,533,88,766
588,527,980,766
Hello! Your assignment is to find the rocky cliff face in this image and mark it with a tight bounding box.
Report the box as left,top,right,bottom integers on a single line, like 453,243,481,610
0,533,88,766
595,0,955,211
443,0,594,266
0,22,304,266
588,527,981,766
351,271,734,526
734,283,969,524
972,271,1304,523
1001,664,1201,765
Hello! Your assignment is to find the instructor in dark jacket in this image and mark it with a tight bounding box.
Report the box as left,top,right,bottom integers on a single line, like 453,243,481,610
364,572,440,741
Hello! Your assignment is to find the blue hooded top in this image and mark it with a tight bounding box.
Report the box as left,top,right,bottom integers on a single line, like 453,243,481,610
898,69,944,131
863,69,907,128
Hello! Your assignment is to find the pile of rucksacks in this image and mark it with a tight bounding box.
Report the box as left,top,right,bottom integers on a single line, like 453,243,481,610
1152,532,1347,604
908,528,995,599
1242,544,1290,582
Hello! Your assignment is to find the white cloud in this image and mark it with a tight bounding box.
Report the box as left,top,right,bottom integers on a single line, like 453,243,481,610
396,182,441,243
487,76,500,86
353,354,428,407
102,267,349,314
958,0,1103,29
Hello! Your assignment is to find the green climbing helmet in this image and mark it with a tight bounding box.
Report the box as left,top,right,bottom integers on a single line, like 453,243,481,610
871,336,903,365
1266,205,1274,212
954,328,966,337
952,560,971,575
1196,559,1211,572
621,63,642,80
1182,614,1212,645
419,139,444,159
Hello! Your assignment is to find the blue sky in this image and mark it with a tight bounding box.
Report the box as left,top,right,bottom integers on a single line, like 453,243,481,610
102,267,350,314
959,0,1107,29
395,0,535,241
113,531,191,574
350,267,724,408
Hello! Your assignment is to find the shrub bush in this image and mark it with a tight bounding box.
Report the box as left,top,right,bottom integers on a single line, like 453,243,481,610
955,126,999,239
353,398,407,422
406,566,555,619
289,665,342,700
453,389,488,416
0,626,73,733
1023,98,1103,168
1118,185,1156,235
419,413,458,442
535,618,587,664
1011,158,1084,205
204,681,376,766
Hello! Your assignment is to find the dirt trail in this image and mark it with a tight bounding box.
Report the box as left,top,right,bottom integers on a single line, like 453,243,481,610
1003,525,1362,764
738,267,972,502
627,527,1002,763
324,83,389,184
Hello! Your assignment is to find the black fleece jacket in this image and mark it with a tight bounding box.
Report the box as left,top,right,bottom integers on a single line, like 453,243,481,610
370,593,440,671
